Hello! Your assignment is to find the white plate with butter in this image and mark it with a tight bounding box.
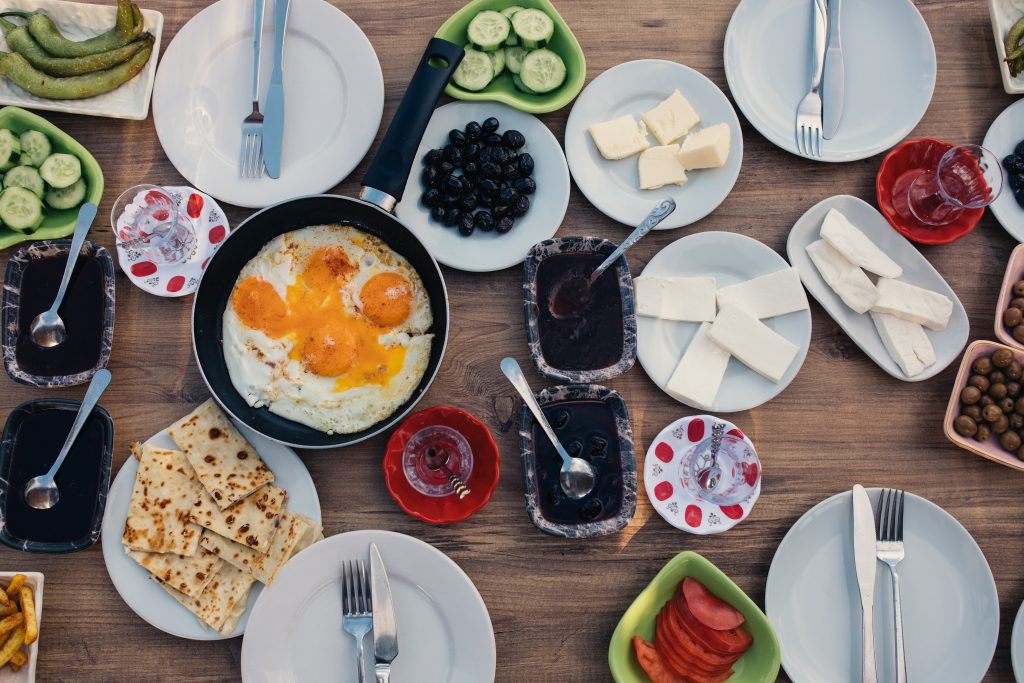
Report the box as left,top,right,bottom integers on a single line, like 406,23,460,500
636,231,811,412
564,60,743,230
786,195,969,381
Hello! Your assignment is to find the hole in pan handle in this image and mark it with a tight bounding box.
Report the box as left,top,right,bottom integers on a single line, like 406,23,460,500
360,38,465,213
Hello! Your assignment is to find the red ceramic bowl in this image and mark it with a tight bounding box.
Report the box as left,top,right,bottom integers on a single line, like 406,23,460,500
383,406,500,524
876,137,984,245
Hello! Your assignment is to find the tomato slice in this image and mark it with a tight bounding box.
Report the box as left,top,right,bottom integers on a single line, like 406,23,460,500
655,610,734,678
663,600,743,668
633,636,687,683
682,577,746,631
673,587,753,655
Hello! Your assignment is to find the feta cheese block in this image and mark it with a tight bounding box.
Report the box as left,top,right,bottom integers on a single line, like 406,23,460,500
870,278,953,331
870,312,936,378
638,145,687,190
677,123,731,170
820,208,903,278
715,267,809,319
635,276,716,322
665,322,731,408
642,90,700,145
805,239,880,314
708,306,800,383
588,115,650,160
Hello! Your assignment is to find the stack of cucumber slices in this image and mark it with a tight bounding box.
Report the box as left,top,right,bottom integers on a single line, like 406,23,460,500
453,6,567,94
0,128,87,232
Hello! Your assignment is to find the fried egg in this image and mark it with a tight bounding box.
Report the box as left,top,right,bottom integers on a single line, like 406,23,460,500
222,224,434,434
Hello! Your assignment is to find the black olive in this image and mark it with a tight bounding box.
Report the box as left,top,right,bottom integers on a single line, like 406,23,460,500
459,194,478,212
517,153,534,176
449,129,467,146
495,216,515,233
421,188,440,207
513,177,536,194
492,204,510,219
464,142,480,161
502,129,526,149
465,121,483,141
443,207,461,226
1012,173,1024,191
1015,186,1024,210
438,161,454,174
1016,140,1024,158
430,205,446,222
479,193,494,208
486,133,503,146
421,166,439,188
443,175,464,195
1005,154,1024,174
479,178,499,194
482,117,500,133
441,192,460,207
481,161,501,178
502,164,519,180
458,213,475,236
477,146,493,164
423,148,443,166
463,161,480,180
498,187,519,204
474,211,495,232
512,195,530,217
444,145,463,165
491,146,509,165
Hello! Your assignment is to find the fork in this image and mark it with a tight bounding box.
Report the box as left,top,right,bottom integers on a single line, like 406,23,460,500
240,0,266,178
795,0,827,158
876,488,907,683
342,559,373,683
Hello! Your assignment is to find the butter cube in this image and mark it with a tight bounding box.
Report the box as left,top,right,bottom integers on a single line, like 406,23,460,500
642,90,700,145
588,115,650,160
638,145,687,190
677,123,731,170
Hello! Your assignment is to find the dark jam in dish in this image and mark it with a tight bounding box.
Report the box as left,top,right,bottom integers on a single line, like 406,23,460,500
532,399,622,525
4,407,107,544
536,252,624,372
15,253,104,377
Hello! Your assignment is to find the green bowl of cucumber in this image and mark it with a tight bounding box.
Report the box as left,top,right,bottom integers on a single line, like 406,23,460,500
437,0,586,114
0,106,103,251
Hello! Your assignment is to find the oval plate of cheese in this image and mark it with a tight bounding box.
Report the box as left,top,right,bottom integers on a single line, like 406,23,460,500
786,194,969,382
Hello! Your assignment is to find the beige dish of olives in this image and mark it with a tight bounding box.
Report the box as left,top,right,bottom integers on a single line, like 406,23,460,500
954,348,1024,455
1002,281,1024,344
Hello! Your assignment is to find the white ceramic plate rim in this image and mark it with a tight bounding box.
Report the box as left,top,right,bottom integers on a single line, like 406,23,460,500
1014,600,1024,683
984,98,1024,242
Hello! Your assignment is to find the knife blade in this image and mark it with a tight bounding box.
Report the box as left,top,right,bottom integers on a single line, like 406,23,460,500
370,543,398,682
822,0,845,139
262,0,291,178
852,485,878,683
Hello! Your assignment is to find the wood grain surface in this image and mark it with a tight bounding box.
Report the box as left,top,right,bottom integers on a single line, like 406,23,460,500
0,0,1017,680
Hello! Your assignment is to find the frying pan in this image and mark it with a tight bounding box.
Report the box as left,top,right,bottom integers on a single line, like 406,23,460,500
191,38,464,449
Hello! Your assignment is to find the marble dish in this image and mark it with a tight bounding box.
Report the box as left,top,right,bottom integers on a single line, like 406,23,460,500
518,383,636,538
2,240,115,387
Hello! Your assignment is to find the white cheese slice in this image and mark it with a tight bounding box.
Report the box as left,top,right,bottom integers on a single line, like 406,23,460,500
665,322,731,408
870,278,953,331
634,276,716,322
708,306,800,383
715,267,809,319
638,145,687,190
805,239,880,314
820,208,903,278
641,90,700,145
870,312,936,378
588,115,650,160
677,123,731,170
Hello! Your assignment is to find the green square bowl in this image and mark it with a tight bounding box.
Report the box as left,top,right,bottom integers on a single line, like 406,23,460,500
435,0,586,114
0,106,104,251
608,551,780,683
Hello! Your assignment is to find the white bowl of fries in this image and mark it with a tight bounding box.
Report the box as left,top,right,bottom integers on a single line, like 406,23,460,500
0,574,41,681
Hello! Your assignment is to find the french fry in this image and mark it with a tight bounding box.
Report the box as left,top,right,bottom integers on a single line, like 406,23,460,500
0,625,24,668
0,613,22,638
0,603,17,618
18,587,35,645
6,574,25,598
10,650,26,667
0,588,11,609
9,662,20,672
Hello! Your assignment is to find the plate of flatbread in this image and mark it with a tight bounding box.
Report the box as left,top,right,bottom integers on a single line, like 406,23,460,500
100,400,322,640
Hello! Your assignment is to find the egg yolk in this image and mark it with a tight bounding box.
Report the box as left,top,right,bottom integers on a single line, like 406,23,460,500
302,245,355,291
360,272,413,327
302,322,358,376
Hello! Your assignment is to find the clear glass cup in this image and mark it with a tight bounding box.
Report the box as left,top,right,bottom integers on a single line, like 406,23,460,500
111,184,196,265
906,144,1004,226
679,430,760,506
402,425,474,498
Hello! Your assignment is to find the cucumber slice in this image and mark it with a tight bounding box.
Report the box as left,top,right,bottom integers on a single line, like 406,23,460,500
0,187,43,232
4,166,44,198
487,48,506,77
18,130,50,167
45,177,87,210
467,10,510,52
505,45,529,74
452,47,494,91
500,5,525,18
511,8,554,48
513,74,536,94
39,153,81,189
519,48,566,93
0,129,21,171
501,4,525,45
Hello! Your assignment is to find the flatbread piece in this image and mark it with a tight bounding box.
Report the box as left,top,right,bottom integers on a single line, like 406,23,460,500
199,511,321,584
161,561,256,634
122,443,204,556
190,484,287,553
127,547,223,598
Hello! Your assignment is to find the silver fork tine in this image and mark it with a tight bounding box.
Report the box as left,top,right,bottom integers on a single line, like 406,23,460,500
896,490,905,543
881,489,892,541
360,560,371,614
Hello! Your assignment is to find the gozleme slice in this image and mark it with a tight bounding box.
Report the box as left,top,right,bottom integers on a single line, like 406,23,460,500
161,561,255,634
715,267,808,320
127,547,223,599
199,511,321,585
805,239,880,314
122,442,204,556
870,312,936,378
664,322,731,408
870,278,953,331
708,306,799,383
820,208,902,279
190,484,287,554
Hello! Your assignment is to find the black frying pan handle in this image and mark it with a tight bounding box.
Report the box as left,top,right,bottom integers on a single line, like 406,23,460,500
360,38,464,210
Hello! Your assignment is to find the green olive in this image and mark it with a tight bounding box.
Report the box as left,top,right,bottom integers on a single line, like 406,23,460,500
954,415,978,437
995,349,1015,367
977,424,993,441
1002,430,1022,452
973,356,995,374
995,415,1011,434
984,403,1005,422
969,375,991,392
1009,361,1023,380
964,404,983,420
1006,307,1024,328
991,383,1009,400
961,385,982,405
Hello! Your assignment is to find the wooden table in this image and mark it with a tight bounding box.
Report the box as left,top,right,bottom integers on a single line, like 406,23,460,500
0,0,1018,680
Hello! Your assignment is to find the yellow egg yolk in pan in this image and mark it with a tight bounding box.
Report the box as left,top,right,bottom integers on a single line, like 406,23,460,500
360,272,413,327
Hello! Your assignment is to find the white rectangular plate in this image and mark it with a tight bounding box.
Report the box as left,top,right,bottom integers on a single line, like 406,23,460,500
0,0,162,119
989,0,1024,95
786,194,969,382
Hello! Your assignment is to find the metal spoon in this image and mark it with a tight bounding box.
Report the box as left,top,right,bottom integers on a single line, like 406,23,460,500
500,357,595,499
24,368,111,510
29,202,98,348
424,447,471,499
549,198,676,319
695,422,726,492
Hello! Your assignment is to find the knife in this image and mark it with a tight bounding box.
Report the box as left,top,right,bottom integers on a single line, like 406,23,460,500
822,0,844,139
370,543,398,683
262,0,291,178
852,485,878,683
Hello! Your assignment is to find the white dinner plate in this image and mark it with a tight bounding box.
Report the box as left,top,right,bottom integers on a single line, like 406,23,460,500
152,0,383,208
240,529,496,683
395,101,569,272
724,0,936,162
564,60,743,230
786,194,969,381
984,98,1024,242
766,488,998,683
100,422,321,640
1013,600,1024,682
636,231,812,413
